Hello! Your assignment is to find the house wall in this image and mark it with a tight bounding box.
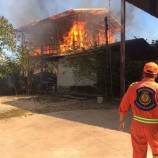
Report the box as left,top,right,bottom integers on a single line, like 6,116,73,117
57,58,96,92
57,58,75,87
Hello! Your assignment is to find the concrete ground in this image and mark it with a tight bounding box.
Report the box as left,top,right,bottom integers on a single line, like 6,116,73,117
0,109,152,158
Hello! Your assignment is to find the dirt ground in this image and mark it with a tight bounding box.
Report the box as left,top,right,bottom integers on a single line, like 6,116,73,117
0,94,152,158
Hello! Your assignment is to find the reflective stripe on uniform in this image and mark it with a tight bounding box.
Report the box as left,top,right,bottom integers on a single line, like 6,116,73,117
133,115,158,124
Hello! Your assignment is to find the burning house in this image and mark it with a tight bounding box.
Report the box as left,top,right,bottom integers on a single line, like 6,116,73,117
17,8,120,94
18,8,120,55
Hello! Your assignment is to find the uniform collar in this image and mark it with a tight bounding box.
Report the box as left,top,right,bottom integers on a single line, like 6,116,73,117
142,77,155,82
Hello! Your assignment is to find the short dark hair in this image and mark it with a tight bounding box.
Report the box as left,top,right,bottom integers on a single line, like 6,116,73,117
143,72,156,78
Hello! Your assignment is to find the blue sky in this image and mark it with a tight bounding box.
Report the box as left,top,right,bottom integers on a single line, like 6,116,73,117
0,0,158,43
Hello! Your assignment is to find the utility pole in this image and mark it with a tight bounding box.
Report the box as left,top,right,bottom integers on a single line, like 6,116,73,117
105,17,109,47
104,16,109,100
105,16,113,100
40,45,44,90
21,31,25,53
120,0,126,97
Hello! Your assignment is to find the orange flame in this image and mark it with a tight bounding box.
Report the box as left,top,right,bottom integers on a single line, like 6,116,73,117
59,21,86,52
59,20,114,53
33,20,115,56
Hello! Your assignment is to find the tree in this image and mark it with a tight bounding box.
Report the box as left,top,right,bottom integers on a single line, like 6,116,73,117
67,56,98,94
69,57,97,81
0,16,16,54
16,43,40,94
0,16,19,95
0,16,17,78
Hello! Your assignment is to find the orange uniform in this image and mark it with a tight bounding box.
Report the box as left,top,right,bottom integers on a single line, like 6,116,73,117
119,77,158,158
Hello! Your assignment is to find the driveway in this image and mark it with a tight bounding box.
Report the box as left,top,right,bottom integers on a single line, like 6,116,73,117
0,109,152,158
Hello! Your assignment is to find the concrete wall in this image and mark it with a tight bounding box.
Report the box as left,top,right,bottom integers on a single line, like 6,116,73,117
57,58,96,92
57,58,75,87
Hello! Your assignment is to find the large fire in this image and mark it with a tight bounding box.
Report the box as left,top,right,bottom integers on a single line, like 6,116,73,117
27,9,120,56
60,21,86,52
33,21,115,55
59,21,115,52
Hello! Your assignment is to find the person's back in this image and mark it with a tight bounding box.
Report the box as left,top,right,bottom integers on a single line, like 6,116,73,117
126,77,158,119
119,62,158,158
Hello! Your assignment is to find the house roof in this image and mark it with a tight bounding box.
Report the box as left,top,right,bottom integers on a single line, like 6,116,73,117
44,38,158,61
110,38,157,59
16,8,120,55
17,8,120,33
126,0,158,18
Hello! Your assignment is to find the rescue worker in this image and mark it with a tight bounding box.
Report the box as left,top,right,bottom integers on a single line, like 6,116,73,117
118,62,158,158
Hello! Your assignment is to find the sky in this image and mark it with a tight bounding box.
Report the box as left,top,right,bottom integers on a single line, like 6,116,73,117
0,0,158,43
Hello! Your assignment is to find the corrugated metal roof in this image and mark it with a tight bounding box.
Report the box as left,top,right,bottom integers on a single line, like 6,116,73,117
17,8,109,31
44,38,158,61
126,0,158,18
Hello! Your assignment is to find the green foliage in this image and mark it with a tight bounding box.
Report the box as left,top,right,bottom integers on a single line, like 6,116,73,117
96,54,106,95
125,58,144,88
0,55,19,78
16,44,40,94
68,57,97,81
16,46,33,73
0,16,17,81
44,61,57,75
0,16,16,53
59,50,147,98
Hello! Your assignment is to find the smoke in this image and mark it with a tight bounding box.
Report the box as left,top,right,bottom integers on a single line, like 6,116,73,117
1,0,157,41
0,0,133,25
0,0,130,28
3,0,50,28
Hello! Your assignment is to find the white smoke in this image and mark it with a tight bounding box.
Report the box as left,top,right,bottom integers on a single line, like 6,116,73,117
0,0,124,28
1,0,158,41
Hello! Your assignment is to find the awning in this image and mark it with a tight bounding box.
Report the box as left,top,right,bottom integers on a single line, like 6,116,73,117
126,0,158,18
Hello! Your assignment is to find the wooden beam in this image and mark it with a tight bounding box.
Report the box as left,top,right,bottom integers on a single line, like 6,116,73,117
150,0,156,15
120,0,126,97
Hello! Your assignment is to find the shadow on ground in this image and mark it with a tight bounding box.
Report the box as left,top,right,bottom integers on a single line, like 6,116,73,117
0,94,132,133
